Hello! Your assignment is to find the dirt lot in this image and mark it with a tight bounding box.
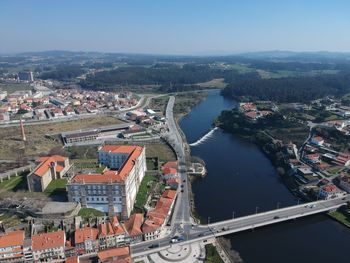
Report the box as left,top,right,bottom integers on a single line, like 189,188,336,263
0,116,124,160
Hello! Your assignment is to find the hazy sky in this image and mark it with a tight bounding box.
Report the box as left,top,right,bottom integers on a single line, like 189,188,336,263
1,0,350,54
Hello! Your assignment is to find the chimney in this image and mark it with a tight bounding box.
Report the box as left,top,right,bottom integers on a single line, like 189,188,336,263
20,118,26,142
50,161,57,180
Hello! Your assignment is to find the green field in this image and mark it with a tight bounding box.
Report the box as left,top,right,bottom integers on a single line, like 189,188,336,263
205,244,224,263
0,171,29,192
0,83,32,93
44,178,67,196
328,211,350,228
134,174,158,210
78,207,105,217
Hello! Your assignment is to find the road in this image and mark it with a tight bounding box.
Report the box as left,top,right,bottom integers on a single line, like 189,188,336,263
131,196,349,257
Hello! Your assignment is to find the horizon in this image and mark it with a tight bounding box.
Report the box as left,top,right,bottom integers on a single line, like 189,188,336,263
1,0,350,54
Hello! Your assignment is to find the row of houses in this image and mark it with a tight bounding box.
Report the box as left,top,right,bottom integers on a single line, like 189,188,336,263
0,228,132,263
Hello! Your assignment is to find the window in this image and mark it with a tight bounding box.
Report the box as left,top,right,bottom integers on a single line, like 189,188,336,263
86,197,89,201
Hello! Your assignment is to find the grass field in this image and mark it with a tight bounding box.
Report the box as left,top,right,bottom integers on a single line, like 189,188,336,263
205,244,224,263
44,178,67,197
0,171,29,192
134,174,158,210
0,116,123,159
0,83,32,93
328,211,350,228
78,207,105,218
145,143,176,162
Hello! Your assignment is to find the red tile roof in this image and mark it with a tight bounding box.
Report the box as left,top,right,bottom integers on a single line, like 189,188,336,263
74,227,98,245
321,184,340,193
162,189,177,200
97,246,131,263
162,167,177,175
65,256,79,263
34,155,67,177
32,230,65,251
162,161,177,169
0,230,24,249
71,146,143,184
123,214,143,236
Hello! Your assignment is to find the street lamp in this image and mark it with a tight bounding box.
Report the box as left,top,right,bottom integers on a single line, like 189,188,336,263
297,198,300,205
255,207,259,214
232,211,235,219
207,216,211,225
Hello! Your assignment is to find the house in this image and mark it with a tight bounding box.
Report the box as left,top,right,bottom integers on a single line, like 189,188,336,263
123,213,144,244
142,190,176,241
244,111,258,120
67,145,146,219
161,167,177,180
73,227,99,255
318,184,346,200
27,155,70,192
305,153,321,164
31,230,66,262
338,176,350,193
97,246,132,263
98,216,126,250
240,102,257,112
310,136,324,146
0,230,25,262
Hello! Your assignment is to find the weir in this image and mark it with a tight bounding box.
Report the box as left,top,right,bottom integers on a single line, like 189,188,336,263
189,127,218,146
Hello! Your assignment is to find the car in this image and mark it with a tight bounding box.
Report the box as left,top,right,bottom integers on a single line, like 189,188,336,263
148,244,159,249
171,239,178,243
181,184,184,188
177,236,185,241
181,189,184,193
183,179,186,182
198,233,204,237
273,216,280,219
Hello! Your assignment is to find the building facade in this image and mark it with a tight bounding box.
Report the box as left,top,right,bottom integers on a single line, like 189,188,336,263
27,155,70,192
31,230,66,262
0,231,25,262
67,145,146,219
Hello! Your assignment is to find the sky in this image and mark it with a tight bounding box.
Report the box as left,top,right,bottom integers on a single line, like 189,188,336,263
1,0,350,55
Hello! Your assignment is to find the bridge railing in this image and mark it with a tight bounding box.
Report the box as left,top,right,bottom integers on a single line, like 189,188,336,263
208,197,347,227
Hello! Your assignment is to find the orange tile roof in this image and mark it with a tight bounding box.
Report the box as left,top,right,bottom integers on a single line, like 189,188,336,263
74,227,98,245
34,155,67,177
162,161,177,169
97,246,131,263
0,230,24,248
245,111,258,119
32,230,65,251
162,167,177,175
162,189,177,200
142,219,162,234
71,146,143,184
99,145,136,154
322,184,339,193
65,256,79,263
123,214,143,236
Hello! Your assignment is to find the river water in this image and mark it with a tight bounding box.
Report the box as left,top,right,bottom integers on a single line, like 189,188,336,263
179,90,350,263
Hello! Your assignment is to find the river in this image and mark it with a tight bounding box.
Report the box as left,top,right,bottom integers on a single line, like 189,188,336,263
179,90,350,263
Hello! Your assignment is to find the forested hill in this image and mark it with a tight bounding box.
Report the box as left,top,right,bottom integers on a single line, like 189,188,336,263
221,73,350,103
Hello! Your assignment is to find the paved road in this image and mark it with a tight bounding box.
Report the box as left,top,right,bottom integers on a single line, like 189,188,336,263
131,196,349,257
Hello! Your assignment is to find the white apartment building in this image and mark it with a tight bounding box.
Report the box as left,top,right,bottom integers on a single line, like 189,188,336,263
67,145,146,219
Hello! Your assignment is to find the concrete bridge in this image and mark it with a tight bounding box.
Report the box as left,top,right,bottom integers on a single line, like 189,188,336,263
207,197,348,237
131,196,349,257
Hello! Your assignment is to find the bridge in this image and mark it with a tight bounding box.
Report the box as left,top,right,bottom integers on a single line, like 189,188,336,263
131,196,349,257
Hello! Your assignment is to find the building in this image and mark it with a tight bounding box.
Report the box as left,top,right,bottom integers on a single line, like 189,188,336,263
338,176,350,193
142,190,176,241
27,155,70,192
123,213,144,243
0,230,25,262
18,71,34,82
31,230,66,262
62,130,99,144
73,227,99,255
311,136,325,146
98,216,126,250
97,246,132,263
318,184,346,200
67,145,146,219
